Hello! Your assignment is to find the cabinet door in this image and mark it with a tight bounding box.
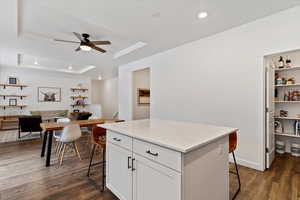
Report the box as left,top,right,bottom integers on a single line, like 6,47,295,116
106,142,132,200
132,153,181,200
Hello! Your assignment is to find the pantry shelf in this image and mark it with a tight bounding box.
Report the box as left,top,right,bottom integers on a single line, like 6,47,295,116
275,66,300,72
275,83,300,87
275,132,300,138
274,116,300,120
274,101,300,103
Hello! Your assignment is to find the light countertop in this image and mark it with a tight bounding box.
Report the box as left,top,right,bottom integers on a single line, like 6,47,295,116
99,119,238,153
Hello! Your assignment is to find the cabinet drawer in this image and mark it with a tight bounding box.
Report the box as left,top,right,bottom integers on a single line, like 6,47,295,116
107,131,132,151
133,139,182,172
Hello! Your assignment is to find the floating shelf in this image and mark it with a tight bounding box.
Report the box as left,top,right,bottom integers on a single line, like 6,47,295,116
0,84,27,90
71,104,89,108
70,96,88,100
275,83,300,87
71,88,88,92
0,94,27,100
274,116,300,120
274,101,300,103
0,105,27,109
275,132,300,138
275,66,300,72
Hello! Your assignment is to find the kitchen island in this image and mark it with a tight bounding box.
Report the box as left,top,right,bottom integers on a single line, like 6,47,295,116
99,119,238,200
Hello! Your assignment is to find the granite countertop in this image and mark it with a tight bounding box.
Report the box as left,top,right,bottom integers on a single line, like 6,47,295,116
99,119,238,153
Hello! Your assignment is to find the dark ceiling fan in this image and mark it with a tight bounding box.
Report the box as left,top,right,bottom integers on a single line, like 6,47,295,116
54,32,111,53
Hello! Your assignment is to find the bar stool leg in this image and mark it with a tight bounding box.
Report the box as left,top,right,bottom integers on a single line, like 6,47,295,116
87,144,96,177
231,151,241,200
102,147,106,192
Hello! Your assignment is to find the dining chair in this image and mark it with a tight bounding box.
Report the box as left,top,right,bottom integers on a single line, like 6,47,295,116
229,131,241,200
54,118,71,155
57,123,82,166
87,124,106,191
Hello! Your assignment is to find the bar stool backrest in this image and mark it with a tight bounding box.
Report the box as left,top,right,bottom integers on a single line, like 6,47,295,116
229,131,237,153
91,125,106,148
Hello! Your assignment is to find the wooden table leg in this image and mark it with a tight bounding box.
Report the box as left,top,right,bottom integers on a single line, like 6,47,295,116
46,130,53,167
41,131,48,157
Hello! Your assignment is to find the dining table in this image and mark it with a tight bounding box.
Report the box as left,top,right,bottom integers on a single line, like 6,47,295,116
40,118,119,167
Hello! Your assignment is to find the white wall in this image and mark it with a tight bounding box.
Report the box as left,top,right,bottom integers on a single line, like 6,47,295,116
98,77,118,118
0,66,91,115
119,6,300,171
132,68,150,120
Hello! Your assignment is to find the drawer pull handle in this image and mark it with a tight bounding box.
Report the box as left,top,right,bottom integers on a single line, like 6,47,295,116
128,156,132,169
132,158,136,171
146,150,158,157
113,138,121,142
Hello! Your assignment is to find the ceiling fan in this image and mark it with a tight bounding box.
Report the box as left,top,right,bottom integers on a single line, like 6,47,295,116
54,32,111,53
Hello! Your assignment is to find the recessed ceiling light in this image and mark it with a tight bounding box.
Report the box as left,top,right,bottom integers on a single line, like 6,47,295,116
98,75,102,80
34,60,38,65
198,12,208,19
68,65,73,70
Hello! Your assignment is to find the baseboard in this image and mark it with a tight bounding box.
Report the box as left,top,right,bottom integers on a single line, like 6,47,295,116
229,155,263,171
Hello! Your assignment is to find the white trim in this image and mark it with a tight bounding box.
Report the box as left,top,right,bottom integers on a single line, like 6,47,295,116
229,156,263,171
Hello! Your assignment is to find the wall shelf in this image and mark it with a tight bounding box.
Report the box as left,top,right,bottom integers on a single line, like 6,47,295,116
275,66,300,72
0,84,28,90
275,132,300,138
71,104,89,108
0,105,27,110
0,95,27,100
70,88,88,92
70,96,88,100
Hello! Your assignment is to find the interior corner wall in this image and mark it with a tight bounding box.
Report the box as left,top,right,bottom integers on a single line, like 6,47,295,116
118,6,300,171
132,68,150,120
0,66,91,115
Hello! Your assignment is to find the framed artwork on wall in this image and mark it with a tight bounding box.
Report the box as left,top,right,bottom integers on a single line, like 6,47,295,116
9,98,17,106
38,87,61,102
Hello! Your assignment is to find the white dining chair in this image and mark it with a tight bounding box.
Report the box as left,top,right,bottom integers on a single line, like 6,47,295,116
54,118,71,154
57,123,82,166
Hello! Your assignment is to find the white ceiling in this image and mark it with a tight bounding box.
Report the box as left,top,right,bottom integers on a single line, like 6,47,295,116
0,0,300,79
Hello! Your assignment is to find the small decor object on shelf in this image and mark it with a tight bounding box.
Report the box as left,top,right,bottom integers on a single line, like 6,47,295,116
291,143,300,157
38,87,61,102
9,98,17,106
286,77,295,85
275,141,285,154
278,56,285,68
286,57,292,68
8,77,18,85
280,110,288,117
295,120,300,136
73,109,80,113
275,121,283,133
76,99,85,105
77,83,83,88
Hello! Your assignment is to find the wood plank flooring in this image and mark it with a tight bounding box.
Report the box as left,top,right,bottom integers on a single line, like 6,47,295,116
0,136,299,200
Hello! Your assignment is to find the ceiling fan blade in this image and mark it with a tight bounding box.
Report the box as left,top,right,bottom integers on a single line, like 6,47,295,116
75,46,81,51
91,41,111,45
73,32,84,42
91,46,106,53
54,39,80,44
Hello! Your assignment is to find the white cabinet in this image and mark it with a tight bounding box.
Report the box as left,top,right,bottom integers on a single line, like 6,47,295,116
132,153,181,200
106,142,132,200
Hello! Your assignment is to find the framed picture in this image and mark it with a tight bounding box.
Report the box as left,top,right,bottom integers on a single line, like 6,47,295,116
9,98,17,106
38,87,61,102
8,77,18,85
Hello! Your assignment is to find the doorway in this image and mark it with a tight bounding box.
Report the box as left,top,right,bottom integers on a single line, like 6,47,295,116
264,49,300,169
132,68,150,120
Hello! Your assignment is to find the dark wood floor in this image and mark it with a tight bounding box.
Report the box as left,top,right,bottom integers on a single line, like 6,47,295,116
0,136,299,200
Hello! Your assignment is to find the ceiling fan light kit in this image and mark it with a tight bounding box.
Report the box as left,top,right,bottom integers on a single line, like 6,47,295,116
54,32,111,54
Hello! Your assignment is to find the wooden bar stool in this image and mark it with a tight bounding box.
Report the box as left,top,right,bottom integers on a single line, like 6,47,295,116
229,131,241,200
87,125,106,192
